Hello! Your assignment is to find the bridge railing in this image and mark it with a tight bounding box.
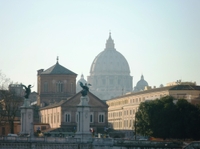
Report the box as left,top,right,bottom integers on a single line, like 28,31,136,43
0,136,183,148
0,136,81,143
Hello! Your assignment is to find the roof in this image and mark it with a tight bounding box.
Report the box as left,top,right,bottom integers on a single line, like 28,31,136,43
40,91,108,110
108,85,200,101
41,62,77,75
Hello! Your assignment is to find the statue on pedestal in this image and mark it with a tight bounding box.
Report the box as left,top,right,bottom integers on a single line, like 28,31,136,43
79,82,91,96
22,84,33,99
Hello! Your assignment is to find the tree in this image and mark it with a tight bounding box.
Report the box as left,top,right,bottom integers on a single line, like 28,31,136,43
0,70,23,133
0,90,23,133
0,70,11,90
136,96,200,140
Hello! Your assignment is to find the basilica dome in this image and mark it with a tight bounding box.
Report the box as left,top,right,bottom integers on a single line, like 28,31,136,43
90,33,130,75
88,33,132,100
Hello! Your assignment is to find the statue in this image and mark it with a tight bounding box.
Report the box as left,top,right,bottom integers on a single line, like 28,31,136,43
22,84,32,99
79,82,91,96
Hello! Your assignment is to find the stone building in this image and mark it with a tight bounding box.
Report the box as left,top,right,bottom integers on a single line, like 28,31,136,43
106,84,200,138
88,33,133,101
40,91,108,135
37,59,77,106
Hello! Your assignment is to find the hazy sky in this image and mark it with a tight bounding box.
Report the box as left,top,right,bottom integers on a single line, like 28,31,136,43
1,0,200,92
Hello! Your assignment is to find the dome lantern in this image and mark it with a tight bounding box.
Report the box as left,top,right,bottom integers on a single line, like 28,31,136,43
105,32,115,50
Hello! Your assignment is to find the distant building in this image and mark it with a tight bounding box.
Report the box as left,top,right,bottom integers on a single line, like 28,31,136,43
106,84,200,138
87,33,133,101
166,80,196,86
37,58,77,106
40,91,108,135
9,84,24,96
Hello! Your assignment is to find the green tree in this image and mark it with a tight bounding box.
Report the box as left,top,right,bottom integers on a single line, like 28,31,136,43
175,99,200,140
136,96,200,140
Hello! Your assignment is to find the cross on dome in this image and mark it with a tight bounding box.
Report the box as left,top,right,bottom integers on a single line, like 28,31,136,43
56,56,59,63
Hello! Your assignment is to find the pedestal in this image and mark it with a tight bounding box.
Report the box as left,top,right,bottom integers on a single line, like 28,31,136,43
75,96,92,142
20,98,34,136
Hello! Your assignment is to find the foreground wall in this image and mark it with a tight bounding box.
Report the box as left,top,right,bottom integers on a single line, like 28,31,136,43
0,137,183,149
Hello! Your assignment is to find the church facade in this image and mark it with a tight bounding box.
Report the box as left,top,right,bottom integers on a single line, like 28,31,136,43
40,91,108,134
87,33,133,101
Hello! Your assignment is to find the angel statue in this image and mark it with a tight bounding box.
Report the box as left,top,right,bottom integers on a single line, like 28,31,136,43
21,84,33,99
79,82,91,96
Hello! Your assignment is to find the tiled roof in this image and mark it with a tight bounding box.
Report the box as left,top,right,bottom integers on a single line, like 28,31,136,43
41,62,77,75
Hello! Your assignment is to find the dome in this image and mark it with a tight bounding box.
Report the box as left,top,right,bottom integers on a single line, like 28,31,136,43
90,33,130,75
76,74,87,93
134,75,148,91
88,33,132,100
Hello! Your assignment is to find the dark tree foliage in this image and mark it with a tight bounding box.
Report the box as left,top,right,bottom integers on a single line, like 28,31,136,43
136,96,200,140
0,90,23,133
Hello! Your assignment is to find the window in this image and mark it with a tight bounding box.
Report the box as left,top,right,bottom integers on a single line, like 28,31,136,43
2,127,5,135
47,114,49,123
109,79,114,85
54,114,56,123
70,83,73,92
65,114,71,122
51,114,53,123
98,113,105,123
57,113,59,123
102,79,106,85
44,115,46,123
44,82,48,92
76,113,78,123
90,114,93,123
56,81,63,92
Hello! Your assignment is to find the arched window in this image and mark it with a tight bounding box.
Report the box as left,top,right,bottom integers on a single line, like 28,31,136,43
90,113,94,123
56,81,63,92
98,113,105,123
65,113,71,122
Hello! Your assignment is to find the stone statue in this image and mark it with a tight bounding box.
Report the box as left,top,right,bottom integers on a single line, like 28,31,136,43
22,84,32,99
79,82,91,96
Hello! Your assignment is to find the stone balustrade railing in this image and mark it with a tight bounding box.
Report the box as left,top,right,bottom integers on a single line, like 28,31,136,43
0,136,81,143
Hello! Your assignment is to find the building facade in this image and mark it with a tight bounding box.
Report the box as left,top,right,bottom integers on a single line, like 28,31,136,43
40,92,108,134
37,59,77,106
87,33,133,101
106,84,200,138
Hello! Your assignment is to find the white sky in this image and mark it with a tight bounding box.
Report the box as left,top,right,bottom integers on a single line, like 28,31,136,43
1,0,200,92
